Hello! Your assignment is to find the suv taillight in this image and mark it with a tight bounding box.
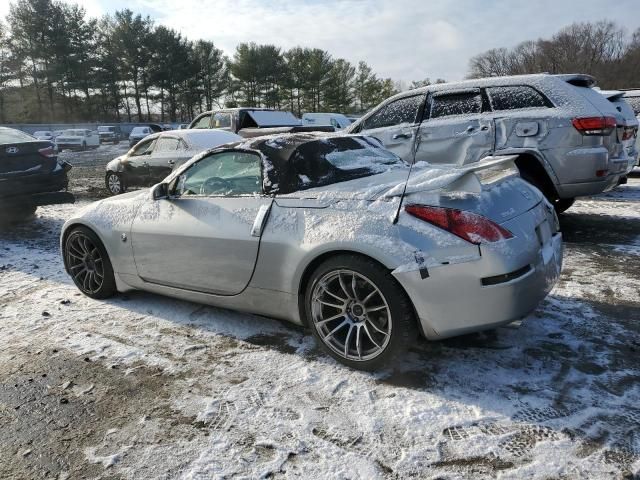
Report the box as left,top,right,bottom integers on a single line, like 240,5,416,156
405,205,513,245
572,116,616,136
622,126,637,141
38,146,56,158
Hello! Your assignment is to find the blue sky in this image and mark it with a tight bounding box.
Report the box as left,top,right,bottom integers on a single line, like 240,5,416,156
2,0,639,82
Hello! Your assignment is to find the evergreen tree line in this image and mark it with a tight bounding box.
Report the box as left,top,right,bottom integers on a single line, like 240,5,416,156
467,20,640,89
0,0,441,124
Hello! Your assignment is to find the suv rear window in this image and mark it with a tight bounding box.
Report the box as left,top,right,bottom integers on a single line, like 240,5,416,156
430,92,482,118
363,95,423,129
487,86,549,111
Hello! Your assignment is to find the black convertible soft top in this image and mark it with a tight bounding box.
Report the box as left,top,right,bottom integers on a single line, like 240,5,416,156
222,133,402,194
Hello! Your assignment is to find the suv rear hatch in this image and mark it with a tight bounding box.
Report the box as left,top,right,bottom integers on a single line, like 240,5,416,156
555,75,628,172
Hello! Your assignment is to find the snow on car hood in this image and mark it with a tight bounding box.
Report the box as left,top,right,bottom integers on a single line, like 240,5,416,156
73,189,151,232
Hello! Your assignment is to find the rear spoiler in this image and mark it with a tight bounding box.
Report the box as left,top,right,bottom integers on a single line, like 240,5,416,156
554,74,597,88
389,155,519,222
386,155,519,198
598,90,625,101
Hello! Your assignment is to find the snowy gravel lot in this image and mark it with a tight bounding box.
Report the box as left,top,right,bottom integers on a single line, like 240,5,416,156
0,160,639,478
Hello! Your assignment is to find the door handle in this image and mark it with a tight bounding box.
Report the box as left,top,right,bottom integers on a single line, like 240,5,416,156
392,132,412,140
168,159,175,165
251,203,272,237
480,125,489,131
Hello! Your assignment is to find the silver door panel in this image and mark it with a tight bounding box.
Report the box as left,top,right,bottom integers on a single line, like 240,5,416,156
415,117,495,166
131,196,272,295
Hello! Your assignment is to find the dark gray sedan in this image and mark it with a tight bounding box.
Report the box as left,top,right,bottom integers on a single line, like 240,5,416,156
105,129,242,195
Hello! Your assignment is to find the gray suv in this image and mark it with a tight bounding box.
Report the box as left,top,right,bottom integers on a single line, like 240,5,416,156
348,74,635,212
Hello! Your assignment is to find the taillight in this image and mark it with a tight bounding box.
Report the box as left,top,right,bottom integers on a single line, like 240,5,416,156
572,116,616,136
405,205,513,244
38,146,56,158
621,127,637,141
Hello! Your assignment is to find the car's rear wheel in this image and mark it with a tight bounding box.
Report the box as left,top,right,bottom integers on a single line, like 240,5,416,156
64,227,116,299
105,172,125,195
305,255,416,371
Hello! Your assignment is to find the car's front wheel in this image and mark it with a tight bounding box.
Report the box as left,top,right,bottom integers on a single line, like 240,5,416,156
64,226,116,299
305,254,416,371
105,172,125,195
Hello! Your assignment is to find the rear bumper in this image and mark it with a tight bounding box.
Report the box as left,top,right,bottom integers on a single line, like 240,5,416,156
552,146,630,198
0,164,73,206
2,191,75,207
394,203,563,339
555,173,622,198
57,143,83,150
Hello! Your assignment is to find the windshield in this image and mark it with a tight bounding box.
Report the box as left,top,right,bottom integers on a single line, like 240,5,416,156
62,129,86,136
247,110,300,127
33,131,51,136
132,127,149,134
98,126,115,132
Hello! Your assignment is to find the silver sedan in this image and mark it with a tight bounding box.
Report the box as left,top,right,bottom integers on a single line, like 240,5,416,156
61,133,563,370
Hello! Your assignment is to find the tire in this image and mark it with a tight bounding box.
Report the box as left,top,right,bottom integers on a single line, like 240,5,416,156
554,198,575,214
304,254,417,371
0,205,37,224
105,171,125,195
64,226,116,299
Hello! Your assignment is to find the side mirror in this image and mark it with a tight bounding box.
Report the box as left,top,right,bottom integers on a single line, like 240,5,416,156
152,183,168,200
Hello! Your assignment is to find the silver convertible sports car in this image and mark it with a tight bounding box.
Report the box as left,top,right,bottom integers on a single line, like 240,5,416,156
61,133,563,370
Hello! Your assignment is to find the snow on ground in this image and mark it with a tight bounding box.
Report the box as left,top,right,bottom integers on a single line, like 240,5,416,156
0,177,639,479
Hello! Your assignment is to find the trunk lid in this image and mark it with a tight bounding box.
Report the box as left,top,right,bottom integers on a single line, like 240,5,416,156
400,155,542,224
0,140,57,178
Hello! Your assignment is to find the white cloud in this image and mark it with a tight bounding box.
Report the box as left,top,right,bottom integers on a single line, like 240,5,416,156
1,0,639,82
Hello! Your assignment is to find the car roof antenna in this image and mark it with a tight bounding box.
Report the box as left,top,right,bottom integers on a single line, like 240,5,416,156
392,136,419,225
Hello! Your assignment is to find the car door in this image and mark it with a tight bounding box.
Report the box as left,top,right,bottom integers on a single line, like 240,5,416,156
485,85,554,151
130,150,272,295
355,94,426,163
414,89,495,166
124,137,157,186
147,135,180,183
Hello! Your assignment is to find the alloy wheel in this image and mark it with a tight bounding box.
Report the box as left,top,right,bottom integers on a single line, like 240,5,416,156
107,173,122,194
311,269,392,362
66,233,105,295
